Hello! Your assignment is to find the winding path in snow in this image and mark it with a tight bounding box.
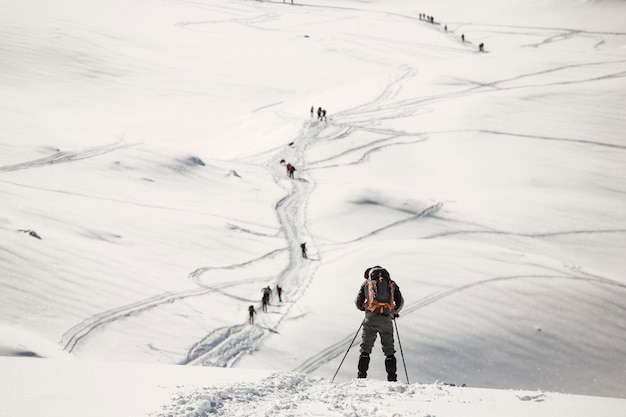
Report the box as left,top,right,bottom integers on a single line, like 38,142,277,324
180,120,327,366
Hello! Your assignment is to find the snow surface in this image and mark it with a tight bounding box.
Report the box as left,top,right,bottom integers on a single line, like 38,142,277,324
1,0,626,415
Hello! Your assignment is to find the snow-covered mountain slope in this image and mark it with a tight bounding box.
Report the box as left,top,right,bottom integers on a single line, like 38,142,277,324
1,1,625,414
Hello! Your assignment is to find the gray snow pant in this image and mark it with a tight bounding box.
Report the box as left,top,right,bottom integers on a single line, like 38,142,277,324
359,313,396,356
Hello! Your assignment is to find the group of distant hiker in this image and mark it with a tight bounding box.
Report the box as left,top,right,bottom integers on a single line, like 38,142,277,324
278,105,331,183
248,284,284,324
247,242,308,321
419,13,435,24
420,11,485,52
311,105,327,121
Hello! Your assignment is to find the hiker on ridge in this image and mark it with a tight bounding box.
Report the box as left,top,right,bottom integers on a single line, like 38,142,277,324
355,266,404,381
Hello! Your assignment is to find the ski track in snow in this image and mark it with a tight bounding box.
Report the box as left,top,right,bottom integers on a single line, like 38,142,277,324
293,271,626,375
50,0,626,380
61,277,263,354
0,140,137,172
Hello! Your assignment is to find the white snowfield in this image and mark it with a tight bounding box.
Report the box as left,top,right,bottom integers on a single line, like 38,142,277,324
2,357,626,417
1,0,625,416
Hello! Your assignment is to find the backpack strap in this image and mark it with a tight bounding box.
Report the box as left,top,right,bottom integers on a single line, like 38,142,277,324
389,280,396,312
366,279,376,311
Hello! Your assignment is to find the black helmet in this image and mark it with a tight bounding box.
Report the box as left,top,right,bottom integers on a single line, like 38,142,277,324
369,266,389,280
364,265,384,279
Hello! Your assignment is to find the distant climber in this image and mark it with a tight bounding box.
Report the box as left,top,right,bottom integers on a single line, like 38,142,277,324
248,305,256,324
277,285,283,302
262,286,272,312
300,242,307,259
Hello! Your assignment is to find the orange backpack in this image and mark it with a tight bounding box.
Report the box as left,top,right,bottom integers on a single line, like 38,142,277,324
366,267,395,315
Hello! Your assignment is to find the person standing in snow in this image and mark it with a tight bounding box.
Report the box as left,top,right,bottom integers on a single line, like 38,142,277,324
262,286,272,312
248,305,256,324
286,163,296,179
300,242,307,259
355,266,404,381
277,285,283,302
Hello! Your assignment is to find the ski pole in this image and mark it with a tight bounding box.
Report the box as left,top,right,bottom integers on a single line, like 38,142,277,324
331,320,363,383
394,318,410,384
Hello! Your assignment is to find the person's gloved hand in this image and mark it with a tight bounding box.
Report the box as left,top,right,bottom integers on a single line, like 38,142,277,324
392,312,400,319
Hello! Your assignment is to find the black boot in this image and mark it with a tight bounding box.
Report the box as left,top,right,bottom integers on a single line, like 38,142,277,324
385,355,397,382
357,353,370,378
